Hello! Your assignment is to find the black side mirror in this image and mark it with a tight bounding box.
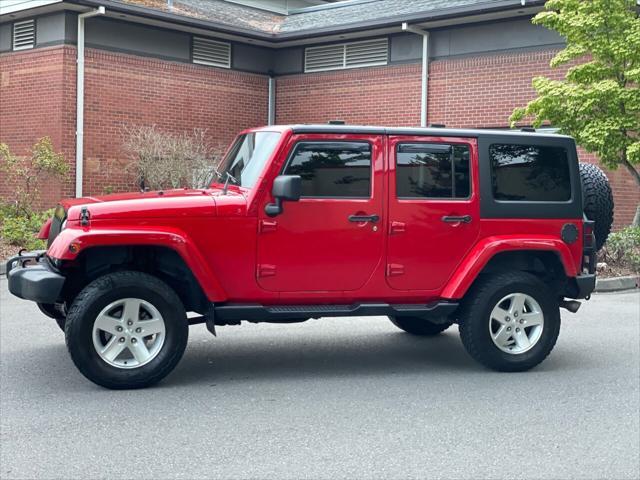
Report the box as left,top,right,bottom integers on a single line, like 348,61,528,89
265,175,301,217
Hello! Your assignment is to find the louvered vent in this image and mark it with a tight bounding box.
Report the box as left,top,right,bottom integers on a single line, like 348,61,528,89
305,38,388,73
13,20,35,51
192,37,231,68
345,39,388,67
305,44,345,73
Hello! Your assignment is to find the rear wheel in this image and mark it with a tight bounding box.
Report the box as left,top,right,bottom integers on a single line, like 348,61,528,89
458,271,560,372
65,271,188,389
389,316,453,336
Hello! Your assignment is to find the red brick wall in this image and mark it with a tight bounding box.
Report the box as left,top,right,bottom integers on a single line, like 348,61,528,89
1,45,637,227
427,50,565,127
575,150,639,230
427,49,639,228
0,46,76,208
0,45,268,205
82,48,269,196
276,64,422,126
276,49,639,228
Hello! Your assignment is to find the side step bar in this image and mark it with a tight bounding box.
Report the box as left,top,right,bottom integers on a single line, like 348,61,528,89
210,301,459,325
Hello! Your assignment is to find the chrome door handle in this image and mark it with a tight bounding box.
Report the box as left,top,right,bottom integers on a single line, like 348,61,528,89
348,214,380,223
441,215,472,224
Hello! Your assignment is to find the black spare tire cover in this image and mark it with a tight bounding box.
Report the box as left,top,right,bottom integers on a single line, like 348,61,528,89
579,162,614,251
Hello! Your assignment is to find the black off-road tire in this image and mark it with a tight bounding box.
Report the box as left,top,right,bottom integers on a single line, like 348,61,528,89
37,303,67,331
389,316,453,336
458,272,561,372
65,271,189,389
579,162,614,251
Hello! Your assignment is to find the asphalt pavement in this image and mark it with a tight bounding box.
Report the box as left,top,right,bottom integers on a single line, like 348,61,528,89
1,277,639,480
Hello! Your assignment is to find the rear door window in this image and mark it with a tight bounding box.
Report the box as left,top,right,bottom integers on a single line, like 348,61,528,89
396,143,470,199
489,144,571,201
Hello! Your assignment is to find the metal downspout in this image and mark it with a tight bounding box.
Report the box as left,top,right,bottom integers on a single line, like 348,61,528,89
267,73,276,126
76,6,105,198
402,23,430,127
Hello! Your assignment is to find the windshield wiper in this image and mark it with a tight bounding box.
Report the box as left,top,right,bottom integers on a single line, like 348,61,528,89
222,171,238,195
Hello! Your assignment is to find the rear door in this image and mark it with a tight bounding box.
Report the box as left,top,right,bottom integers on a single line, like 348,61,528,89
256,134,385,292
386,136,480,291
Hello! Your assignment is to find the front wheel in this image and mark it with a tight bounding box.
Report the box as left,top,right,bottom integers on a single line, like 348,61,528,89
458,272,560,372
65,271,189,389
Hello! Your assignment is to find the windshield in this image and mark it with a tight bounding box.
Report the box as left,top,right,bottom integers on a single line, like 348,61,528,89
216,131,282,189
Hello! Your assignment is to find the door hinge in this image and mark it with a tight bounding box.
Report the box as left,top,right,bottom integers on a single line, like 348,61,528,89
257,264,276,277
386,263,405,276
259,219,277,233
390,221,406,234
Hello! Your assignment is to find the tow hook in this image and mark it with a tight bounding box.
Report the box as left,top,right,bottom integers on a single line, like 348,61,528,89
560,299,582,313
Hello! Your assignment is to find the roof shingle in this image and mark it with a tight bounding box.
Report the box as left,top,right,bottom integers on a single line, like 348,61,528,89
113,0,540,37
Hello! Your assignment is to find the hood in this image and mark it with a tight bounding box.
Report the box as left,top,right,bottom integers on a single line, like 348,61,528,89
60,188,247,222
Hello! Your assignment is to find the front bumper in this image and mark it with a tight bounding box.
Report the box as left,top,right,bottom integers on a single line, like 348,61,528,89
6,251,65,304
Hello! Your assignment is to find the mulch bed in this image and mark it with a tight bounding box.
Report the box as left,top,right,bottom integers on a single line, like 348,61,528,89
596,263,638,279
0,238,20,261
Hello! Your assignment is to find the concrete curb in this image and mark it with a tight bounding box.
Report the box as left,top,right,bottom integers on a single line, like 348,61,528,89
595,275,640,293
0,262,5,276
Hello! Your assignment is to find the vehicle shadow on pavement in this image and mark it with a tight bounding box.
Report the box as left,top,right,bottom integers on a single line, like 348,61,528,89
1,324,584,391
165,328,573,387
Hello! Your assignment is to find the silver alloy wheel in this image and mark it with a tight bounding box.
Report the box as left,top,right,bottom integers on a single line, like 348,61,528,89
92,298,166,369
489,292,544,354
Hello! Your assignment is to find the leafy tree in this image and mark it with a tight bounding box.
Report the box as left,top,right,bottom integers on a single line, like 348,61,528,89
510,0,640,225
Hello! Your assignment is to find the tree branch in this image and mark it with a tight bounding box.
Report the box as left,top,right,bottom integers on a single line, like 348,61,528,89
622,157,640,188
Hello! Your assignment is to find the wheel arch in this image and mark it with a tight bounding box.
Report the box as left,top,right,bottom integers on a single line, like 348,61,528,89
49,227,226,305
57,242,224,313
441,237,578,300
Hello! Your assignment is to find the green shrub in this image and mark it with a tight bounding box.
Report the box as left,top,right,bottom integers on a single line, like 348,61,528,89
0,209,53,251
600,227,640,273
0,137,68,216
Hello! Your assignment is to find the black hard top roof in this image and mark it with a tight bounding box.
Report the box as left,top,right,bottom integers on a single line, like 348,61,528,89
288,124,572,140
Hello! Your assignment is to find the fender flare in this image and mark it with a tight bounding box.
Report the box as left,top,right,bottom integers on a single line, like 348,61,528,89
441,235,579,300
47,226,227,302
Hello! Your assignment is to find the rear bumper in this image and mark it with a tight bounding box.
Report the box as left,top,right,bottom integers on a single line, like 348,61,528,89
562,273,597,300
574,274,596,299
6,252,65,304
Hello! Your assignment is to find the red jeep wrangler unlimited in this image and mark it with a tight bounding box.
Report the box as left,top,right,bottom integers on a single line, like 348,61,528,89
7,125,613,389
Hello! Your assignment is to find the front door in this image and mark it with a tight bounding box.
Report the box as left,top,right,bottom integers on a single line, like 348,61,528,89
257,134,384,292
386,136,480,291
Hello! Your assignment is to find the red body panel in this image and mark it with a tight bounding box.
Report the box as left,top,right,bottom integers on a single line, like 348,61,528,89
46,126,584,305
386,136,481,291
257,133,385,292
441,234,579,300
37,218,52,240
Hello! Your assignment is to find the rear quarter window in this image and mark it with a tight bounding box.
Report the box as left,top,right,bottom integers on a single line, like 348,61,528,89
489,144,571,202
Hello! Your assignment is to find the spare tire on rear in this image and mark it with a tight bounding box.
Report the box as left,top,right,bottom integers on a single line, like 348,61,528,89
579,162,614,251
